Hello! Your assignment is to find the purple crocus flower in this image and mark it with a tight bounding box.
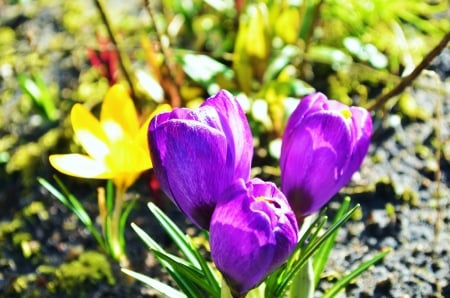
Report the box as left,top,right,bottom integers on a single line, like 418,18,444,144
280,92,372,220
148,90,253,229
210,178,298,297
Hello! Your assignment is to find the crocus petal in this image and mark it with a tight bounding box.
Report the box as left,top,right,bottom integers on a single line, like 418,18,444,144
281,92,328,158
71,104,110,161
202,90,253,181
338,107,372,186
149,118,229,229
280,92,372,219
148,91,253,229
100,84,140,138
49,154,112,179
106,137,152,174
210,179,298,296
282,111,352,216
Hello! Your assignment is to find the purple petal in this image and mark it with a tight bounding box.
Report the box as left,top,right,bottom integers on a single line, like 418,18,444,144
149,117,230,229
202,90,253,181
281,111,352,216
337,106,372,186
210,179,298,296
281,93,328,168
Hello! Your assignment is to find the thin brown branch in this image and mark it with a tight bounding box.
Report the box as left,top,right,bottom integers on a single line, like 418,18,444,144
93,0,138,101
367,30,450,112
143,0,182,107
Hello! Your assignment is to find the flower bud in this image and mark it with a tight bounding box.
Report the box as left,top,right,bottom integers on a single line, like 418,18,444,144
280,92,372,219
210,178,298,296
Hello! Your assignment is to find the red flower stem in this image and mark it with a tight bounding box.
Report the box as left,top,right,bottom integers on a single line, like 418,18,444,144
93,0,138,103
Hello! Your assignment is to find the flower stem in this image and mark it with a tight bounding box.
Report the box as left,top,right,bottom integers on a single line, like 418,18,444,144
110,184,127,265
289,257,314,298
93,0,142,105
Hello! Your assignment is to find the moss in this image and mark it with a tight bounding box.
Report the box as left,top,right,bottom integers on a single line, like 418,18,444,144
38,250,115,295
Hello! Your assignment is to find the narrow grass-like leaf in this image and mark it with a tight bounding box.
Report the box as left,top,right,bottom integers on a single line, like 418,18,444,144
265,210,327,297
151,249,217,296
313,197,351,286
104,213,113,256
321,249,390,298
130,223,204,298
119,198,137,249
106,180,114,214
186,236,220,296
148,202,200,268
53,176,92,225
273,204,360,296
37,177,105,250
121,268,187,298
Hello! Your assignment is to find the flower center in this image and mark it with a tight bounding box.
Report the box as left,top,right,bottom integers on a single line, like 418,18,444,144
340,108,352,119
255,196,281,208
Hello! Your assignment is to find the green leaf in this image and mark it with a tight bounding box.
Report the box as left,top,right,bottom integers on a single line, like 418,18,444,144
130,223,205,298
37,177,105,251
119,198,137,250
106,180,114,214
186,235,220,295
17,73,58,121
151,249,217,296
321,249,390,298
121,268,187,298
272,204,360,297
263,45,301,83
313,197,351,286
148,202,200,268
180,53,234,91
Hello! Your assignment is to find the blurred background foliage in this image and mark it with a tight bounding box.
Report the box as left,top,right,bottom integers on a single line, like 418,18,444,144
0,0,449,192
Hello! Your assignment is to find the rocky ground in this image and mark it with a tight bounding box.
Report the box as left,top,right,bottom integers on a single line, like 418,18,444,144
1,2,450,298
318,65,450,297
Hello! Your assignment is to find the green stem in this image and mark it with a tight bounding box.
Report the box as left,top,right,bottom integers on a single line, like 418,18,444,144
289,257,314,298
110,184,127,263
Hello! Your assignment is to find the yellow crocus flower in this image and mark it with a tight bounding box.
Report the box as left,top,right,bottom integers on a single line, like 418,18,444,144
50,84,171,190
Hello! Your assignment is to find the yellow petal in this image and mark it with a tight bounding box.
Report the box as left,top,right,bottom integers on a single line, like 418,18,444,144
71,104,110,160
100,84,140,138
137,103,172,155
49,154,113,179
106,139,152,174
104,139,152,189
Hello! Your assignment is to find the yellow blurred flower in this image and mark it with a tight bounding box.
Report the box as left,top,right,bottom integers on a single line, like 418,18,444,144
50,84,171,190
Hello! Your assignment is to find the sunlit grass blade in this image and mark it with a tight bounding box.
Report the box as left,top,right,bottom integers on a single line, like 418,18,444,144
106,180,114,213
299,0,323,42
17,73,58,121
273,204,360,297
151,249,218,296
298,208,328,248
313,196,351,286
148,202,200,267
121,268,187,298
186,235,220,296
321,249,391,298
104,212,113,256
37,177,105,250
264,209,327,296
119,198,137,250
130,223,204,298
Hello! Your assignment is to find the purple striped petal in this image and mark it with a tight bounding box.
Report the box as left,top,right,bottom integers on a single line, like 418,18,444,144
280,92,372,218
148,90,253,229
210,179,298,296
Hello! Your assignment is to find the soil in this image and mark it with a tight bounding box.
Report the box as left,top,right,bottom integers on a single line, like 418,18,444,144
1,2,450,298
